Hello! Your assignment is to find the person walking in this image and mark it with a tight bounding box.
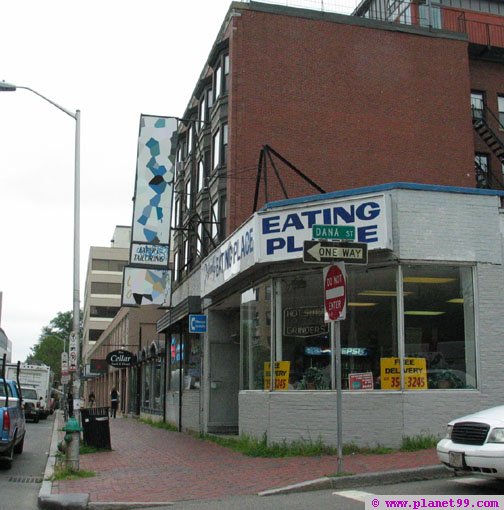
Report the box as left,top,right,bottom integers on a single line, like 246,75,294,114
110,387,119,418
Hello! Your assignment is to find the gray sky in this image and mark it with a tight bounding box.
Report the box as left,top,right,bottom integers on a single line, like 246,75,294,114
0,0,358,363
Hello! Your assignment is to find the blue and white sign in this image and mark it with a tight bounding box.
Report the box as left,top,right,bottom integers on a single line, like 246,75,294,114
258,193,392,261
189,314,207,334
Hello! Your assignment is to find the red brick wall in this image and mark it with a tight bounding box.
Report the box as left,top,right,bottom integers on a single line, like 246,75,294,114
226,9,476,232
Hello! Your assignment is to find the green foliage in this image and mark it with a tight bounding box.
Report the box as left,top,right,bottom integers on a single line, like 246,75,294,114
52,466,95,481
400,434,440,452
140,417,178,432
80,444,109,455
200,433,338,457
26,310,81,383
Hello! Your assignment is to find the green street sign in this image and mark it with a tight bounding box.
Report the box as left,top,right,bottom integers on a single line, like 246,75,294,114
312,224,355,241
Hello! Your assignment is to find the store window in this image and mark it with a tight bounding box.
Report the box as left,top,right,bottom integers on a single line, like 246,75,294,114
403,265,475,390
241,264,476,392
169,333,201,390
241,282,272,390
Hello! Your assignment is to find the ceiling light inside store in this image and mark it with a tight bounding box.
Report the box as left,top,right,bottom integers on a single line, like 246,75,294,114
348,302,378,307
447,298,464,303
403,277,455,284
404,311,445,316
358,290,413,297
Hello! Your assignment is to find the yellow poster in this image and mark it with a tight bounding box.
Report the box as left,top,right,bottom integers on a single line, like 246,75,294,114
264,361,291,391
380,357,427,390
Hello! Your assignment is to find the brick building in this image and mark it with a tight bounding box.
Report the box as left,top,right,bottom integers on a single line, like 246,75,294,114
155,1,504,446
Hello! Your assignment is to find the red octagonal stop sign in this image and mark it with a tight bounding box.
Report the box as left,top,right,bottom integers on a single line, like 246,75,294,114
324,263,347,322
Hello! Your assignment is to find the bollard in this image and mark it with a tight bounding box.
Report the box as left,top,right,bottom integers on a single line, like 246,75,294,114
62,416,82,471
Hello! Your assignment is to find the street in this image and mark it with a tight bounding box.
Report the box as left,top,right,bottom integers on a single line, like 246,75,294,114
0,414,54,510
139,475,504,510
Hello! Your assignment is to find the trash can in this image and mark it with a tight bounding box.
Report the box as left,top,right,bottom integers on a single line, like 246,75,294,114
81,406,111,450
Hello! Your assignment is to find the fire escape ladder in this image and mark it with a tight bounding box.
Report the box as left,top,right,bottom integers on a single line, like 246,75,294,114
472,107,504,190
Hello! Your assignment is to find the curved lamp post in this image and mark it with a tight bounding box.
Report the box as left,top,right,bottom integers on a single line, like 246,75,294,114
0,80,81,402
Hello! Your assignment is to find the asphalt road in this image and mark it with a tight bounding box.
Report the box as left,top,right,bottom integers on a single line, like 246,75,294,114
0,414,54,510
137,475,504,510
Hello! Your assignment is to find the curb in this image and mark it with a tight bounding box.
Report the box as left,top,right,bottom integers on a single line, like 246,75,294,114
258,464,453,497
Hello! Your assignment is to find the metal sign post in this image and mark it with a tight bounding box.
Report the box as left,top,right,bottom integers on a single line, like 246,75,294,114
324,263,346,475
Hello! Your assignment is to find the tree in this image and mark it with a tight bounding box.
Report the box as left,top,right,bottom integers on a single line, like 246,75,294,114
26,310,80,384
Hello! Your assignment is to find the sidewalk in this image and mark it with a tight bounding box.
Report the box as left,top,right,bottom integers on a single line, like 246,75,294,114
40,411,448,508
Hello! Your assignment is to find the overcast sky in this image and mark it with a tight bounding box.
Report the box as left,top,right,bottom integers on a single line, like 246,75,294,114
0,0,358,363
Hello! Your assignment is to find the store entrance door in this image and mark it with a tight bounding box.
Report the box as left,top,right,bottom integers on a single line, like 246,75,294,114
209,342,240,432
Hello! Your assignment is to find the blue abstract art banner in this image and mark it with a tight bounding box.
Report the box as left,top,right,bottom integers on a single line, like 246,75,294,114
121,266,171,307
131,115,177,260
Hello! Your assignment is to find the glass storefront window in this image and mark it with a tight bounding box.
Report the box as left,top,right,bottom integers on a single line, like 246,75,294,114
341,266,398,390
403,265,476,390
240,263,476,392
241,282,272,389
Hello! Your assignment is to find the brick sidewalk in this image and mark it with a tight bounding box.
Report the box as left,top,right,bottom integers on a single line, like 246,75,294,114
52,415,439,504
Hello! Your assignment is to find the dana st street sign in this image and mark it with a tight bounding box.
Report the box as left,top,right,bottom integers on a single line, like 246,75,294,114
303,240,368,264
312,224,355,241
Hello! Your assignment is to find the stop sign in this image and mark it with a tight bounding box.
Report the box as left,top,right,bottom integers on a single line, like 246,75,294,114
324,263,346,321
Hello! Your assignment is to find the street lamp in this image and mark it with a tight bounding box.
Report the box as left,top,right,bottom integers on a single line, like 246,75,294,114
0,80,81,402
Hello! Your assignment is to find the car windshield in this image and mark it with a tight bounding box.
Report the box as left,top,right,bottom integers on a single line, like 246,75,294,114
22,389,38,399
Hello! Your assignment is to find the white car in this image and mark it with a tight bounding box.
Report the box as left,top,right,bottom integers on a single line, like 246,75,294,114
437,405,504,479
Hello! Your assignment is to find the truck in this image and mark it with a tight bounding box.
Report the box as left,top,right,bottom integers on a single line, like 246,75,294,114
6,363,53,419
0,355,26,468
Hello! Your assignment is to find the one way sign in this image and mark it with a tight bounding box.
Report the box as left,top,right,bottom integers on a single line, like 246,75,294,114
303,240,368,265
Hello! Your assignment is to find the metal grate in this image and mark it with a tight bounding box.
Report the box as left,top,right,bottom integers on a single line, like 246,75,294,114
452,422,490,445
8,476,43,484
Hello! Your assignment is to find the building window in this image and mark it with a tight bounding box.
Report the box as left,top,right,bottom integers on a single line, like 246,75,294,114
92,259,126,272
498,95,504,127
187,125,193,155
172,198,180,229
223,54,230,93
214,64,222,102
174,251,179,281
90,282,122,295
212,129,221,170
471,91,484,120
211,200,219,239
475,153,489,188
90,306,120,318
183,238,189,269
89,329,103,342
185,179,191,211
196,222,203,256
198,158,205,192
222,123,229,165
199,92,207,125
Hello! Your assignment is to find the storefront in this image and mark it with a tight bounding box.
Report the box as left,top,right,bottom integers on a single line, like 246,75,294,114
164,183,504,447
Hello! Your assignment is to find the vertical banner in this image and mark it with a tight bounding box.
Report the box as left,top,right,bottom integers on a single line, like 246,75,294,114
122,114,177,307
131,114,177,262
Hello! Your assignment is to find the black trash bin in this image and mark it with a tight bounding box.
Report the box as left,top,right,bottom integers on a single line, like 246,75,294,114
81,406,111,450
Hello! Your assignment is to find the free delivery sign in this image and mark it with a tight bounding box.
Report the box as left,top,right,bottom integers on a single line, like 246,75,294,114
257,193,392,261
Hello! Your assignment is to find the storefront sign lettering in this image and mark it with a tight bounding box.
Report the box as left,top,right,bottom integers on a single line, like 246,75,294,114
264,361,291,391
284,306,328,337
380,357,427,390
106,350,134,368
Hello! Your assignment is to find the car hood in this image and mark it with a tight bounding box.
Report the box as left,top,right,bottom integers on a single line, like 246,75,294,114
449,406,504,427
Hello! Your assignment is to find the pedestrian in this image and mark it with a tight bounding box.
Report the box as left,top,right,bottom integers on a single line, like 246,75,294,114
88,391,96,407
110,387,119,418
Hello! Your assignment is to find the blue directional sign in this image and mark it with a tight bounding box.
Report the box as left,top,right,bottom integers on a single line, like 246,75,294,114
189,314,207,334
